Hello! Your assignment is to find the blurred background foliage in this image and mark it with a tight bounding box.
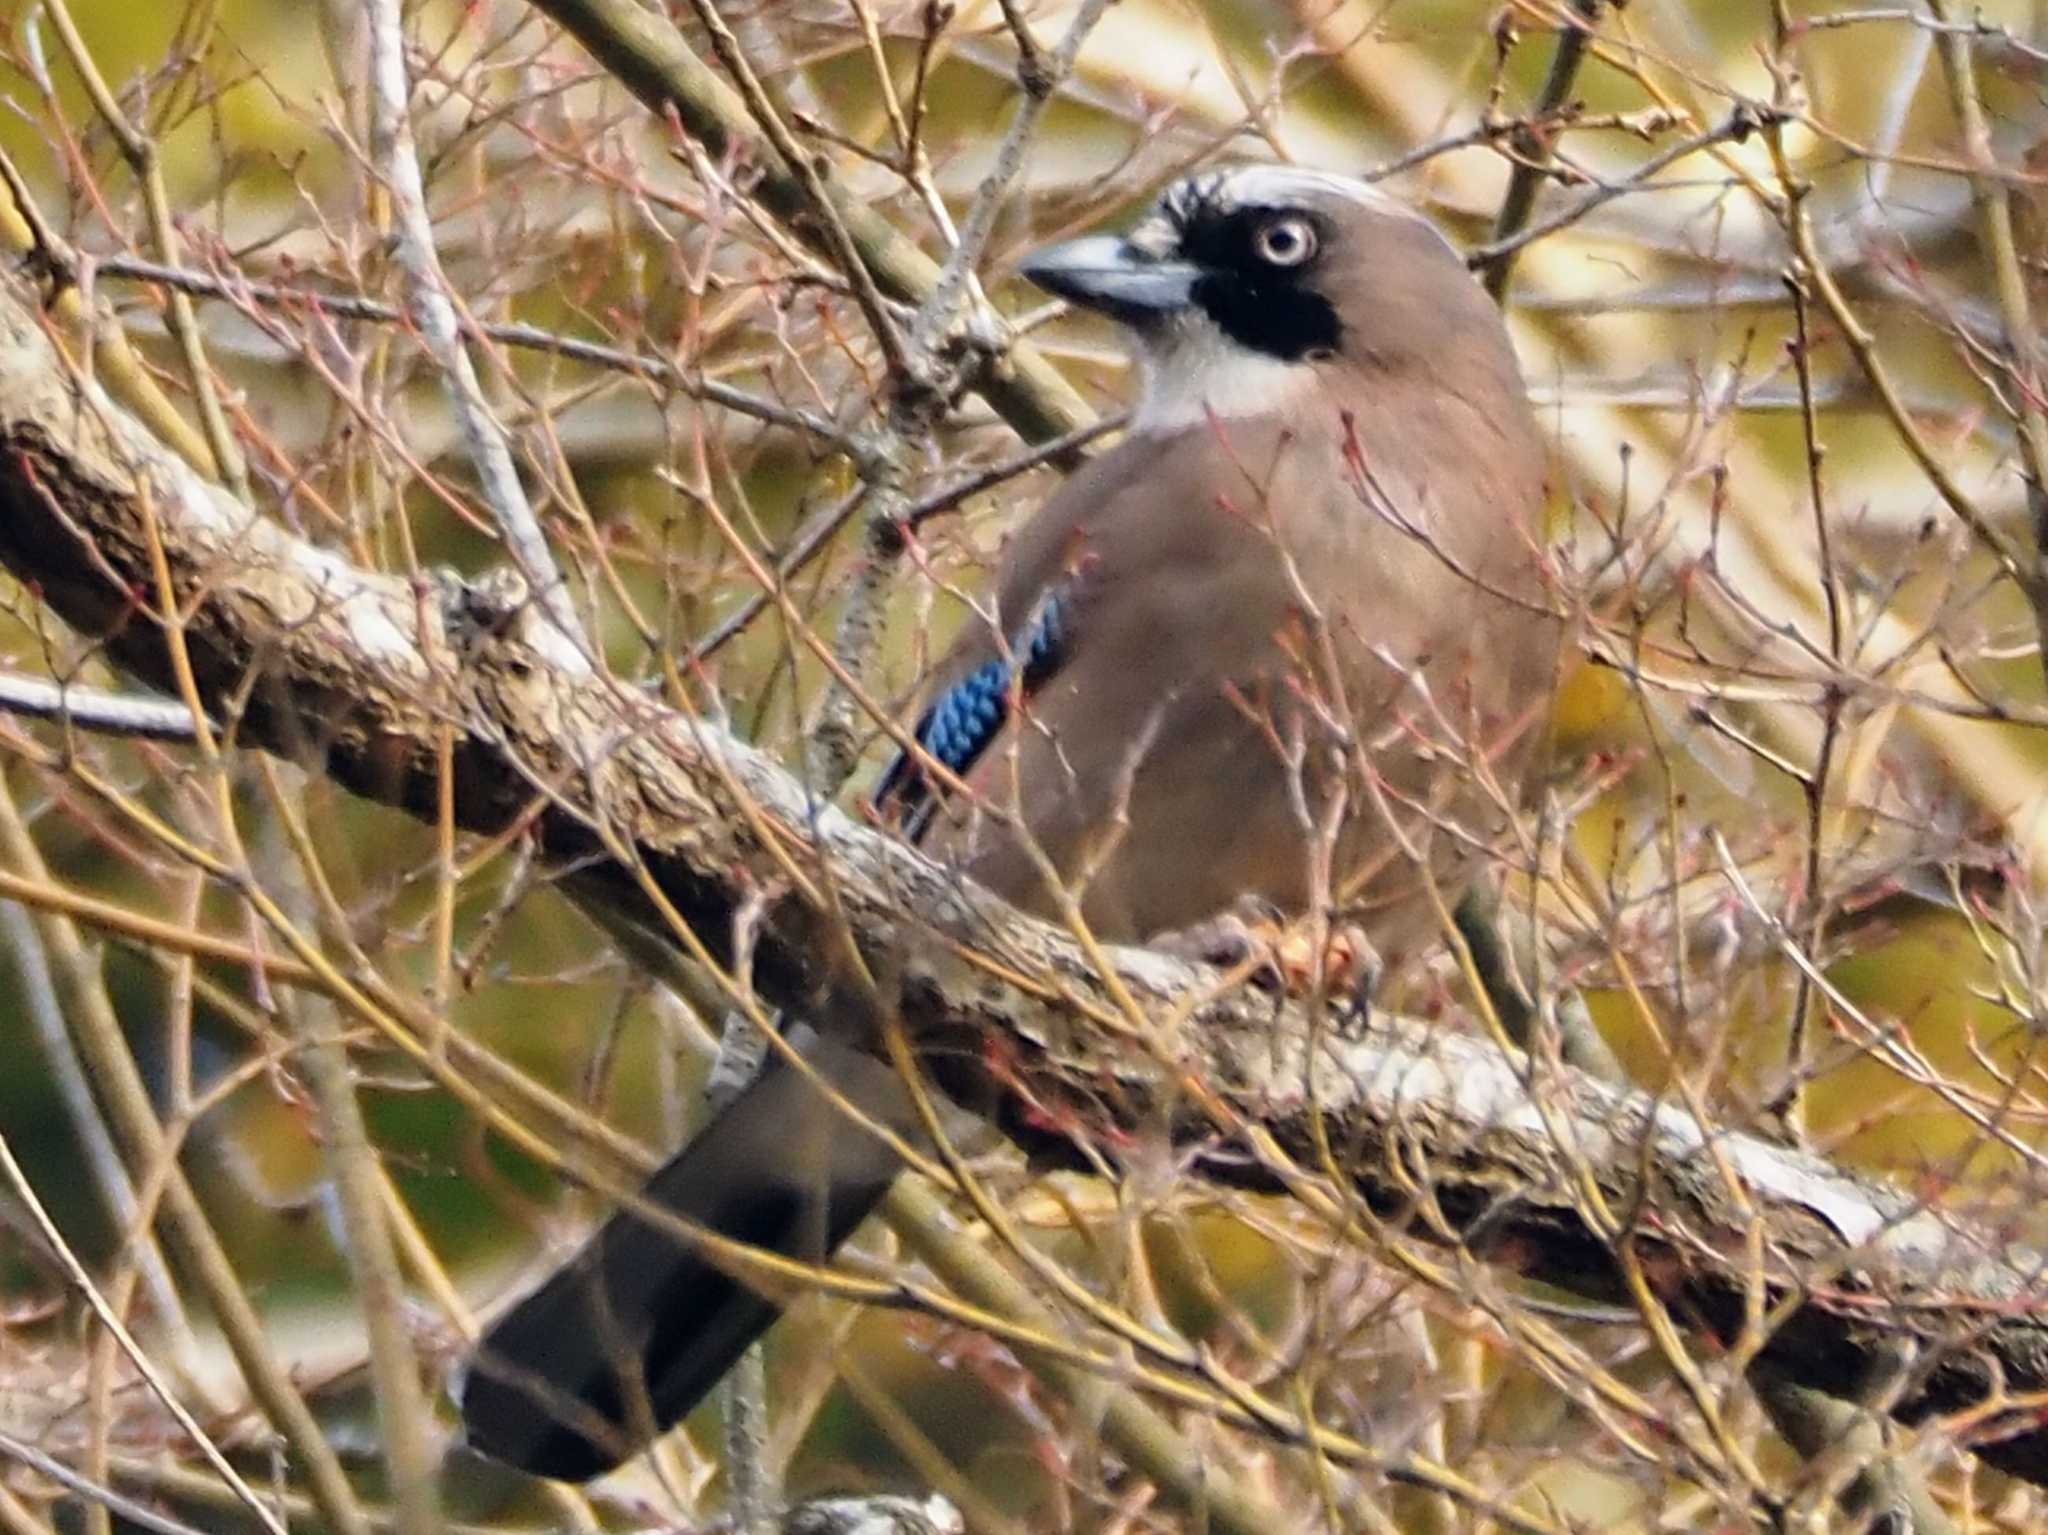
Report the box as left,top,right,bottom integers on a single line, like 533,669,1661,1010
4,0,2048,1530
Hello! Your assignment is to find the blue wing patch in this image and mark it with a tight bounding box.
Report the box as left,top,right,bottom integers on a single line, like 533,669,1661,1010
875,593,1070,840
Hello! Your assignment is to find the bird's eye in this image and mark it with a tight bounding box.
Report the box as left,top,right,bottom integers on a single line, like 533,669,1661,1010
1252,214,1317,268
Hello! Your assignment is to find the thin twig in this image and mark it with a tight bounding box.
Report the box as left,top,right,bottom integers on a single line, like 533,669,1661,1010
805,0,1115,793
911,0,1114,355
523,0,1093,443
904,411,1125,528
254,771,444,1535
36,0,250,502
0,901,189,1346
0,795,374,1535
1795,6,2048,68
1480,0,1605,298
366,0,588,654
0,141,219,478
1370,104,1681,184
690,412,1123,664
1467,107,1768,271
0,1431,219,1535
90,254,858,449
1926,0,2048,692
668,0,916,382
0,671,206,740
705,997,774,1532
1757,110,2030,582
1769,262,1839,1139
0,1131,286,1535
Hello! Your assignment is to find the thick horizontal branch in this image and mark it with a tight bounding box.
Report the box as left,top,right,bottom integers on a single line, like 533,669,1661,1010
2,276,2047,1482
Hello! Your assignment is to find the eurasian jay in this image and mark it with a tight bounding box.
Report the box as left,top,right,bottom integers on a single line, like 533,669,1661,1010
459,164,1557,1480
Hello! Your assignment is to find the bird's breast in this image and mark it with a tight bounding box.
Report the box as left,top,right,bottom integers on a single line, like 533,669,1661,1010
914,401,1553,959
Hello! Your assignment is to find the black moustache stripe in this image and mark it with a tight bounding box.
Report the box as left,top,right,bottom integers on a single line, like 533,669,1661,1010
1190,273,1342,362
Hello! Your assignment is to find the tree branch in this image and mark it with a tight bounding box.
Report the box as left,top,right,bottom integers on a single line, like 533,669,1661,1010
3,272,2048,1487
523,0,1094,447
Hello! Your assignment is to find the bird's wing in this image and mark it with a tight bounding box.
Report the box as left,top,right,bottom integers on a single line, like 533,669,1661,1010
869,430,1184,840
872,586,1072,840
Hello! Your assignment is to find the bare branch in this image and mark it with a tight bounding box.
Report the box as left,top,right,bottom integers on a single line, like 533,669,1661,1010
1479,0,1606,299
0,671,204,740
88,254,861,451
367,0,586,655
5,265,2048,1491
523,0,1094,446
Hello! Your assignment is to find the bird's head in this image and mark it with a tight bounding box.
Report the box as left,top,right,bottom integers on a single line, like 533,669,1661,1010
1019,165,1518,434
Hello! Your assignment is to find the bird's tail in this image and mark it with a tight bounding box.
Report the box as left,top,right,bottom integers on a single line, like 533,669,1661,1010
456,1028,913,1482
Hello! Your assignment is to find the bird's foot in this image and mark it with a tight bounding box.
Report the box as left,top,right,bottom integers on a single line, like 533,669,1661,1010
1153,898,1381,1033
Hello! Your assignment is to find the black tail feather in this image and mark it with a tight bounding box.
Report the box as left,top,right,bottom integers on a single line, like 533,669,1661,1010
458,1031,912,1481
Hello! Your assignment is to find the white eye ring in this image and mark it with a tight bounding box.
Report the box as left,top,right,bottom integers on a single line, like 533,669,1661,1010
1253,215,1317,267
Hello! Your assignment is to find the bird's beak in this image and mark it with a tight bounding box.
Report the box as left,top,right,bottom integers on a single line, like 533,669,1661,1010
1017,235,1200,321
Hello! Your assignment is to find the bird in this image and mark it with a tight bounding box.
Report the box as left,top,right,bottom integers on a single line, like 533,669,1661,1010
456,163,1557,1482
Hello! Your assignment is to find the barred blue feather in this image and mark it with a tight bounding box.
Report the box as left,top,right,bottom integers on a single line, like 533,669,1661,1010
875,593,1070,838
